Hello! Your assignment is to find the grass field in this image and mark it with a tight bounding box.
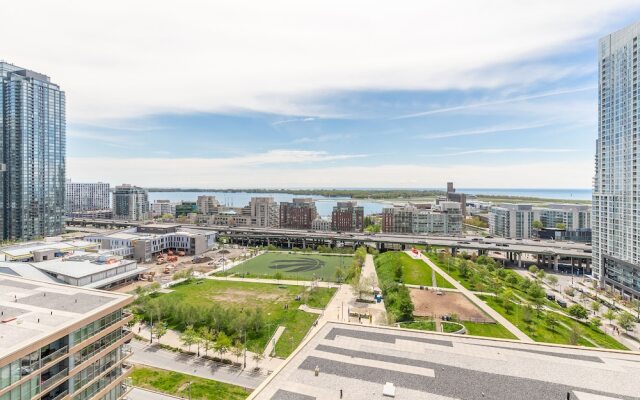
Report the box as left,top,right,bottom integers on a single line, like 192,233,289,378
131,366,249,400
160,279,336,357
377,251,454,288
463,321,518,339
225,252,351,281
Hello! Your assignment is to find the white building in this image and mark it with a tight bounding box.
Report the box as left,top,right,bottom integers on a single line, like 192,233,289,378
489,204,533,239
197,195,220,215
151,199,177,217
250,197,279,228
382,202,462,235
311,217,331,231
593,22,640,299
533,204,591,231
65,181,111,213
112,184,149,221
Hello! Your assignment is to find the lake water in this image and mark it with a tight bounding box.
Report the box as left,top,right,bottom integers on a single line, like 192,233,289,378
149,188,592,217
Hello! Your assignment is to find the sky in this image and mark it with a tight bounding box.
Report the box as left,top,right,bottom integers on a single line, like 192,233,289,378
2,1,640,189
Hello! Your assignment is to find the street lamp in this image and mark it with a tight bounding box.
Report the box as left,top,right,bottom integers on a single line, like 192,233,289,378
187,381,192,400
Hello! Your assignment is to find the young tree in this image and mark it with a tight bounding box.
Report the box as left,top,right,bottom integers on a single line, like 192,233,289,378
569,324,583,346
603,309,617,326
532,220,543,230
617,312,636,333
181,325,198,352
546,313,559,332
631,299,640,321
564,286,576,297
499,289,515,314
199,327,214,356
152,322,167,344
528,265,539,275
567,304,589,321
274,271,283,282
590,316,602,330
590,301,601,315
546,275,558,289
536,269,546,281
252,349,265,370
555,223,567,230
214,332,232,361
232,341,244,364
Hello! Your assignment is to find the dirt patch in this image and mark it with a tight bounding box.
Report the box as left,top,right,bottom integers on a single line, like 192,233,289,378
410,289,493,323
208,289,285,305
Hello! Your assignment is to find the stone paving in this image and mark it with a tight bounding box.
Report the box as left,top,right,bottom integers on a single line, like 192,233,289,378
248,322,640,400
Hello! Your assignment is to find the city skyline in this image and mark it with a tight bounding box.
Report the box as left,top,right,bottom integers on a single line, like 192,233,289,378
2,1,640,188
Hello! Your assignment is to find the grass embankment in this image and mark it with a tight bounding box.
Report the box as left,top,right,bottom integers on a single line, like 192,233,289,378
131,366,249,400
377,251,453,288
136,279,335,358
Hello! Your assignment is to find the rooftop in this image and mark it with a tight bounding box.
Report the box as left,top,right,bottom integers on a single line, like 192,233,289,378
29,252,138,279
0,275,131,361
249,322,640,400
0,240,99,261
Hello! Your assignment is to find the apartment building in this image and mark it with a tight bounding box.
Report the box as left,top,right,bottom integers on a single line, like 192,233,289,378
382,202,462,235
196,196,220,216
593,21,640,299
279,198,317,230
489,204,534,239
311,217,331,231
0,275,134,400
0,62,65,241
331,201,364,232
65,183,110,214
446,182,467,216
112,185,148,221
175,201,197,217
533,204,591,231
150,200,176,218
249,197,279,228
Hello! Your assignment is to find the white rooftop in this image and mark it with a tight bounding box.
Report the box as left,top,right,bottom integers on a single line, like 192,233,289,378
0,240,98,260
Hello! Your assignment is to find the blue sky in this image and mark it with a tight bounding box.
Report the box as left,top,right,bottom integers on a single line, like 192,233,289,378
3,1,640,188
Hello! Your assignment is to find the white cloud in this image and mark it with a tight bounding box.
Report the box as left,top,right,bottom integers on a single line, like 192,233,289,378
424,148,580,157
0,0,635,122
68,157,593,188
293,134,352,143
418,122,553,139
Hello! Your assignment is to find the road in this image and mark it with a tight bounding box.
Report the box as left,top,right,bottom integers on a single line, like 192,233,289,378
129,340,265,389
412,251,534,342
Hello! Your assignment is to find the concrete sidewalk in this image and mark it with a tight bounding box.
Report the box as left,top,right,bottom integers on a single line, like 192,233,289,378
412,251,533,342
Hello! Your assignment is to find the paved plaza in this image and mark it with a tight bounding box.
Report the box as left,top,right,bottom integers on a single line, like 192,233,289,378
248,322,640,400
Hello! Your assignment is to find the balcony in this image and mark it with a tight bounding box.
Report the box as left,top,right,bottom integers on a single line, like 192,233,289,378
41,368,68,391
41,346,69,367
49,390,68,400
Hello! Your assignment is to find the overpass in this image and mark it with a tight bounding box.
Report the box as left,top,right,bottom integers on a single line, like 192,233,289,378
65,220,593,271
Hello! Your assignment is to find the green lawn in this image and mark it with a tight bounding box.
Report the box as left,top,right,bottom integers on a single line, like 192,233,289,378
399,320,436,331
131,366,249,400
376,252,454,288
159,279,335,357
480,295,627,350
223,252,351,281
463,321,518,340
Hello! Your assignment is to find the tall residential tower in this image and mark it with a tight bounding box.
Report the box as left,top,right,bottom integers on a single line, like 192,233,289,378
593,22,640,299
0,62,66,241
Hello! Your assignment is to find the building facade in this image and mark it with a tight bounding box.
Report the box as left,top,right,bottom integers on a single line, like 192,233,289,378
489,204,534,239
382,202,462,235
593,22,640,299
150,200,176,218
0,276,134,400
331,201,364,232
533,204,591,231
196,196,219,215
1,62,65,241
311,217,331,231
250,197,279,228
175,201,197,217
279,198,317,230
65,182,110,214
112,185,148,221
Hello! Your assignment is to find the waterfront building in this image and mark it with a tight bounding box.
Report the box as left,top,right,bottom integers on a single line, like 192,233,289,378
249,197,279,228
65,182,110,214
150,200,176,218
382,202,462,235
0,275,134,400
0,62,65,241
175,201,197,217
533,204,591,231
593,22,640,299
196,196,220,215
311,217,331,231
446,182,467,216
331,201,364,232
112,185,148,221
279,198,317,230
488,204,533,239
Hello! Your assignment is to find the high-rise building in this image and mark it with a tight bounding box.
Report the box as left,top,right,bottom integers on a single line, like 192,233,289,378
593,22,640,299
446,182,467,216
196,195,220,215
65,181,110,214
331,201,364,232
0,62,65,241
488,204,533,239
250,197,279,228
0,275,134,400
279,198,317,230
112,185,149,221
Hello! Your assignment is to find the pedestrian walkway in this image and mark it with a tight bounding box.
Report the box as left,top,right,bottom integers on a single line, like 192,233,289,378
298,304,323,314
262,326,286,358
412,251,533,342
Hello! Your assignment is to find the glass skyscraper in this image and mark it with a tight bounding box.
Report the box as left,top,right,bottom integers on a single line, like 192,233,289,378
593,22,640,299
0,62,65,241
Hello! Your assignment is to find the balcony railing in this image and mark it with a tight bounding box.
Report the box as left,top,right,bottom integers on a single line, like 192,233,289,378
41,368,68,390
41,346,69,367
49,390,68,400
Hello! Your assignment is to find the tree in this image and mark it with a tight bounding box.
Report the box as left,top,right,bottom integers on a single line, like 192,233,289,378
567,304,588,321
532,220,543,230
252,349,265,370
631,299,640,321
499,289,515,314
198,327,215,356
564,286,576,297
590,301,601,315
569,324,583,346
152,321,167,344
546,313,559,332
214,332,232,361
617,312,636,333
528,265,539,275
546,275,558,289
231,341,244,364
274,271,283,282
334,266,346,283
181,325,198,352
536,270,546,281
555,223,567,230
528,283,546,314
603,309,617,326
590,316,602,330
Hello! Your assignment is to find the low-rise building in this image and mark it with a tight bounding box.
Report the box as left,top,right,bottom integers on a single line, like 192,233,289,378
533,204,591,231
489,204,534,239
85,224,216,263
279,198,317,230
311,217,331,231
66,209,113,220
150,200,177,218
0,240,99,262
0,275,134,400
382,202,462,235
175,201,197,217
331,201,364,232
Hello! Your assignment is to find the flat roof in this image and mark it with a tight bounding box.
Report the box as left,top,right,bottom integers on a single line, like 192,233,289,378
0,263,61,284
0,275,131,361
249,322,640,400
0,240,98,260
31,252,138,279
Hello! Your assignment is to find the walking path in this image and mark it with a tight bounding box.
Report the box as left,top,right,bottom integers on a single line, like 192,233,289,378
262,326,286,358
205,275,336,288
298,304,323,314
129,340,265,389
359,254,388,325
412,251,533,342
